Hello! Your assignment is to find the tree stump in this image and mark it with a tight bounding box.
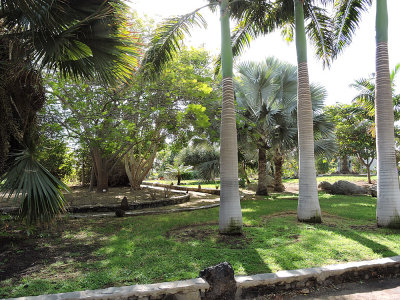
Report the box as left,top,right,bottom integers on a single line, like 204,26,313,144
120,196,129,211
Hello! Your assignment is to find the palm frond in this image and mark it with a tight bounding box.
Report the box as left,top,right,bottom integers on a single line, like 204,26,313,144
314,138,337,158
304,3,334,67
332,0,372,59
390,63,400,86
141,7,210,78
1,0,140,84
0,149,69,225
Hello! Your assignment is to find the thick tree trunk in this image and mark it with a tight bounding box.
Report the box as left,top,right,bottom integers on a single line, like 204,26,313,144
96,167,109,193
273,149,285,192
124,146,158,191
218,0,243,234
92,147,109,193
89,167,95,192
256,147,269,196
340,156,350,174
375,0,400,228
294,0,321,223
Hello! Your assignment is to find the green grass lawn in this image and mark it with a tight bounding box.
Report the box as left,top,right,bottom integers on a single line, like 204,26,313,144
148,174,378,187
1,192,400,298
282,174,377,184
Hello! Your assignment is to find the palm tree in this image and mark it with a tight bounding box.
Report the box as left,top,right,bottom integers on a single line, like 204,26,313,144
333,0,400,228
142,0,243,234
235,58,280,195
165,163,193,185
236,58,334,194
374,0,400,228
293,0,321,222
0,0,140,224
228,0,335,223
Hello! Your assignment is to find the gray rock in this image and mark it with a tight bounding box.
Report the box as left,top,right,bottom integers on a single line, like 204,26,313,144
246,183,258,192
370,184,377,197
199,262,236,300
318,181,333,192
330,180,368,195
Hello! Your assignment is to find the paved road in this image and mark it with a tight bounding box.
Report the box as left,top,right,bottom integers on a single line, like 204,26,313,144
290,277,400,300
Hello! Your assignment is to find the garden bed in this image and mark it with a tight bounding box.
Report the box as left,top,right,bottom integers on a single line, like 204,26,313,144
0,186,189,214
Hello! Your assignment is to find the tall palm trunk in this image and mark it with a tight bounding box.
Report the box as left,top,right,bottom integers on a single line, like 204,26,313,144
375,0,400,228
294,0,321,223
256,146,269,196
218,0,243,234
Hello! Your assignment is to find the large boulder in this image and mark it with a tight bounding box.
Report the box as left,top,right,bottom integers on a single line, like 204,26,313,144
369,184,377,197
329,180,368,195
199,262,236,300
318,181,333,192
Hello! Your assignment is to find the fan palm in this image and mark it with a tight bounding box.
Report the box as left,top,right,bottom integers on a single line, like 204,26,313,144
165,163,193,186
333,0,400,228
0,149,70,225
228,0,335,223
0,0,140,224
236,58,293,195
236,58,334,194
142,0,243,234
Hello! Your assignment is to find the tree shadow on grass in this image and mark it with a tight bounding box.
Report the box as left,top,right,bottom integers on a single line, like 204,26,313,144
258,213,399,272
99,221,273,282
322,226,399,257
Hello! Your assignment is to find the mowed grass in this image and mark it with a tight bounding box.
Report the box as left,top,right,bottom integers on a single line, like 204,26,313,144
149,174,378,187
282,174,378,184
1,192,400,298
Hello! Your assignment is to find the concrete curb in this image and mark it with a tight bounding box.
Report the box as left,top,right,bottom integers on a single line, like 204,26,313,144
143,181,220,195
70,203,220,218
5,256,400,300
0,188,190,215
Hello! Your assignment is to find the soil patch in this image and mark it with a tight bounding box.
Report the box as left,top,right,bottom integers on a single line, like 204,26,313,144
0,186,183,209
166,222,252,249
0,218,116,283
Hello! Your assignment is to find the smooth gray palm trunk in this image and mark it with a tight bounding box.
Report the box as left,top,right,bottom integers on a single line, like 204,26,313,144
219,0,242,234
219,76,243,233
375,43,400,227
294,0,321,223
375,1,400,227
297,62,321,222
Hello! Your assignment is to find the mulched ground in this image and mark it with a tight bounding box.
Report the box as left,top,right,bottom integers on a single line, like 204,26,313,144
0,217,119,283
0,186,182,209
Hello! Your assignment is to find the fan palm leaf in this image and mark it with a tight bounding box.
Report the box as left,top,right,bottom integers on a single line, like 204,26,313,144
0,149,69,225
1,0,140,83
